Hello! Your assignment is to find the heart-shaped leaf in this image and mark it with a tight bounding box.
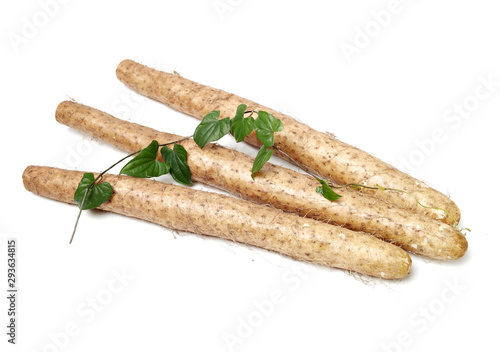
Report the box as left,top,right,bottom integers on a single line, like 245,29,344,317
315,178,342,201
74,173,114,210
161,144,192,185
254,111,284,147
251,145,274,180
193,111,231,148
230,104,255,143
119,140,169,178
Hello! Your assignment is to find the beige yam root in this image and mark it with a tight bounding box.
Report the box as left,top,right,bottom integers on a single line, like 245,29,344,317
22,166,412,279
55,101,467,260
115,59,460,226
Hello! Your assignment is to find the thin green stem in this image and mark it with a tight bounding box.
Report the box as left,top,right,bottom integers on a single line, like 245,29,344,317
274,146,457,227
389,187,456,226
94,150,142,184
69,186,90,244
273,146,319,179
159,135,193,147
327,182,457,227
244,110,259,118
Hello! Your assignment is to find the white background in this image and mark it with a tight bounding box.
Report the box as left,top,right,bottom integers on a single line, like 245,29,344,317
1,0,498,351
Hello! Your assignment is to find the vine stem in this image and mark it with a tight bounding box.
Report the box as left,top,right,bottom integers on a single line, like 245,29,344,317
69,187,90,244
273,146,319,179
69,135,192,244
244,110,259,118
273,146,457,227
327,182,457,227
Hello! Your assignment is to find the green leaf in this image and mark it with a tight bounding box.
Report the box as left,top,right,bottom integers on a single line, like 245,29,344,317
74,173,113,210
251,145,274,180
119,140,169,178
315,178,342,202
193,110,231,148
230,104,255,143
161,144,192,185
376,183,386,191
234,104,247,120
254,111,284,147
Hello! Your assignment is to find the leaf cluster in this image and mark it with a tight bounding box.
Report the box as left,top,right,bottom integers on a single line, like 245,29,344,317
120,140,191,185
193,104,284,178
